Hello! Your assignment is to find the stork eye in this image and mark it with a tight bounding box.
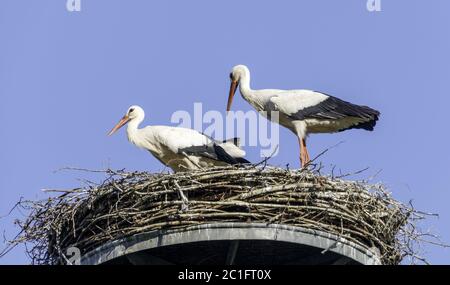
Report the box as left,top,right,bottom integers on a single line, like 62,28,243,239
229,72,233,79
129,108,134,113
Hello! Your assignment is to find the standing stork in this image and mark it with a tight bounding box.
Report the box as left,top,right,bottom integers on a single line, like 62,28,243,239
108,105,249,172
226,65,380,167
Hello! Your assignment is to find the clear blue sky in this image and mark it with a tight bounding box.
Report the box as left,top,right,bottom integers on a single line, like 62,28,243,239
1,0,449,264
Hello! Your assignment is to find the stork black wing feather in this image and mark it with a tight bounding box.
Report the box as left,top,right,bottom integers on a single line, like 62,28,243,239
289,94,380,131
179,144,245,165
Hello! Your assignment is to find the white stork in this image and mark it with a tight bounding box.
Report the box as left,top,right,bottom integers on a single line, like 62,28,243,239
108,105,249,172
226,65,380,167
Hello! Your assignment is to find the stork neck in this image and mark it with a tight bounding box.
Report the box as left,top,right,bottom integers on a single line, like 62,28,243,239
126,117,142,139
239,71,252,98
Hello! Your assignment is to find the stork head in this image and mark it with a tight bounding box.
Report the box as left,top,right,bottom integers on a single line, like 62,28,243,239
108,105,145,136
227,65,250,112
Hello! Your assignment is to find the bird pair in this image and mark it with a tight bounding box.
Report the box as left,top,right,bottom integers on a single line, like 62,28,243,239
109,65,380,172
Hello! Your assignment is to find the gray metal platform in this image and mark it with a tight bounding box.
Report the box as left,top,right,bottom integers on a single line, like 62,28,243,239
80,223,381,265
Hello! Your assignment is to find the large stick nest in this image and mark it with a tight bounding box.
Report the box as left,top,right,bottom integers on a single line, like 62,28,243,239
5,165,430,264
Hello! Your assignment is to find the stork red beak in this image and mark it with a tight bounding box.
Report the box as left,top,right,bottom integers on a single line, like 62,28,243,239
226,80,239,112
108,115,130,136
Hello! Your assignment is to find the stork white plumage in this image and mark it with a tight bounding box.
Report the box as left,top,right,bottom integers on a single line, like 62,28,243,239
108,105,249,172
227,65,380,168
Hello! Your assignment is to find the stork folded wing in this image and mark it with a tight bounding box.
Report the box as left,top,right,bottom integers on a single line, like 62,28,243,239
178,143,249,165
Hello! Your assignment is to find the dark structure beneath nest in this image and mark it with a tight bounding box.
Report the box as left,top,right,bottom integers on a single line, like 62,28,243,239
80,223,381,265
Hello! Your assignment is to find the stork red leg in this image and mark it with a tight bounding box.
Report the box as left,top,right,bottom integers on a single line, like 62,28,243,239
304,139,311,164
298,138,310,168
298,137,305,167
298,138,303,167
